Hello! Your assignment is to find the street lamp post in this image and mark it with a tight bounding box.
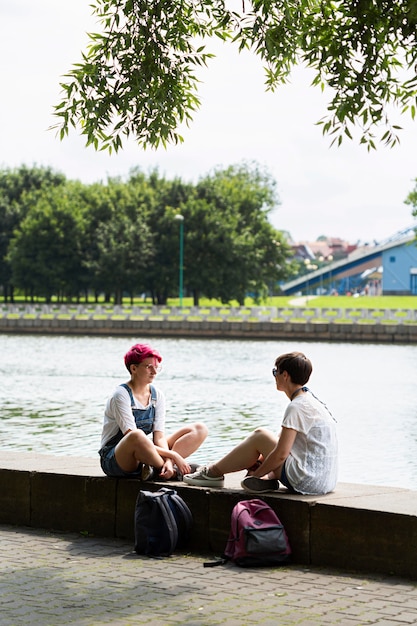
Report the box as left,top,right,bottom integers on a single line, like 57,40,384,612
174,214,184,307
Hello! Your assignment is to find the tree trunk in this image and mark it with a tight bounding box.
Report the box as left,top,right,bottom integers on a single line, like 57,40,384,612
114,289,123,305
192,290,199,307
155,291,167,305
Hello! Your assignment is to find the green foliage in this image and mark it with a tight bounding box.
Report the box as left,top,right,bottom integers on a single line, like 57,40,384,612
134,171,194,305
248,0,417,150
80,178,154,304
53,0,218,152
404,177,417,217
0,163,293,305
185,163,294,305
7,183,87,302
0,165,67,300
53,0,417,151
404,177,417,246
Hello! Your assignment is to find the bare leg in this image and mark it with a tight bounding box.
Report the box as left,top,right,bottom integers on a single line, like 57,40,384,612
209,428,278,477
166,422,208,458
115,430,165,472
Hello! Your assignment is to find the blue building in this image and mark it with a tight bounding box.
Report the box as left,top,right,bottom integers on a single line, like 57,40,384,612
382,239,417,295
281,227,417,296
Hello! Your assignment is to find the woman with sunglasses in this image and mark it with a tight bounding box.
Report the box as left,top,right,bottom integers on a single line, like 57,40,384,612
99,343,208,480
184,351,337,495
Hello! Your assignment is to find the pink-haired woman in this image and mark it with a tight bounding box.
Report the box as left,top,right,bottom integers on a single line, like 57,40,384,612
99,343,207,480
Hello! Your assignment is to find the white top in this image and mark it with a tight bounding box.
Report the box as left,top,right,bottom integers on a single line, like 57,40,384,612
282,391,338,495
100,384,166,448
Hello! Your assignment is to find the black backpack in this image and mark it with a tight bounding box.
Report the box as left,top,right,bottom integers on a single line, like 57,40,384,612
134,487,193,557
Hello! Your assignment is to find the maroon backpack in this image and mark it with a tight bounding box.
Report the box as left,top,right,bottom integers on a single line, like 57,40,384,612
205,499,291,568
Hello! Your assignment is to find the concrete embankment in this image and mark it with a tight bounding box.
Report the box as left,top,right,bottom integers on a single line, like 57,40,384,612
1,451,417,580
2,316,417,343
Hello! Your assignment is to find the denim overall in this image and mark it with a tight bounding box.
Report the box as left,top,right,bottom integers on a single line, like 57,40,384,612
99,384,157,473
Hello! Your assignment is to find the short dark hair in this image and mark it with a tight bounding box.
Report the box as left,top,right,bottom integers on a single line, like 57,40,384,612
275,352,312,385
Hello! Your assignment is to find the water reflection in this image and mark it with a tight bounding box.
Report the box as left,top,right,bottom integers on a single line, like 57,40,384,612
0,333,416,489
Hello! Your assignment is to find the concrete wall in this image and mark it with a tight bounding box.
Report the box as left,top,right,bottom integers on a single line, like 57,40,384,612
1,452,417,579
1,316,417,343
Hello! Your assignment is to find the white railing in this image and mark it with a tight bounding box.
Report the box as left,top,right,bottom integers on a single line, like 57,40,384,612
1,304,417,324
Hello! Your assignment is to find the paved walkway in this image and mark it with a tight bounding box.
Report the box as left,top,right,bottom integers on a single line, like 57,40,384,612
1,525,416,626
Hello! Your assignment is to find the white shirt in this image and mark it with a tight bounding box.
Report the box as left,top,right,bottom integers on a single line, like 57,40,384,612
282,391,338,495
100,384,166,448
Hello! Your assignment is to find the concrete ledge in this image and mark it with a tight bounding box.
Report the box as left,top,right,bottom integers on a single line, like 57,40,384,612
1,317,417,343
1,452,416,578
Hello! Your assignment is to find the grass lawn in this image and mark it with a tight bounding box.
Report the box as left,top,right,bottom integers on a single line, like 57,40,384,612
298,295,417,309
6,295,417,311
161,295,417,310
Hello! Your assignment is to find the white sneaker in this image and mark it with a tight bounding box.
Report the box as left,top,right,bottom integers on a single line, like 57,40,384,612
140,464,154,481
183,465,224,488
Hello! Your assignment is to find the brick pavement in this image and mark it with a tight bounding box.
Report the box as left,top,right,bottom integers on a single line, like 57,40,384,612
1,525,416,626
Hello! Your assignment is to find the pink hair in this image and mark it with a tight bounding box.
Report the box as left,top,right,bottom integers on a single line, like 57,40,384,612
124,343,162,371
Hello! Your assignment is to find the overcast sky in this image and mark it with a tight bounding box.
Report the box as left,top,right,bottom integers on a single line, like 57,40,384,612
1,0,417,244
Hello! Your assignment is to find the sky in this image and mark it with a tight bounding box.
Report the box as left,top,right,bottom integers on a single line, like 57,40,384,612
1,0,417,244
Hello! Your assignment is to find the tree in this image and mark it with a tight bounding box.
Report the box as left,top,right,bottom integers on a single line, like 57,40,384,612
81,176,154,304
8,183,87,302
132,170,194,305
404,179,417,236
185,163,293,305
2,162,296,304
0,166,66,301
54,0,417,153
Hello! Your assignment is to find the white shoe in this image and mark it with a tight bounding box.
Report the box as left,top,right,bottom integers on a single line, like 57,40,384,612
140,464,155,481
183,465,224,488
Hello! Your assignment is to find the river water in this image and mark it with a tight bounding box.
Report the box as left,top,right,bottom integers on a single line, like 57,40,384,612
1,333,416,490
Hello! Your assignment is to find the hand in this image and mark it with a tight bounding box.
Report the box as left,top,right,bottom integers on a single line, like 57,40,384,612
172,454,191,477
159,459,175,480
159,453,192,480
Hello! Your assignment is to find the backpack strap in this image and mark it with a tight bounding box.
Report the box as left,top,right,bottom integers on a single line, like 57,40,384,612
169,493,193,531
157,493,179,554
203,556,229,568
